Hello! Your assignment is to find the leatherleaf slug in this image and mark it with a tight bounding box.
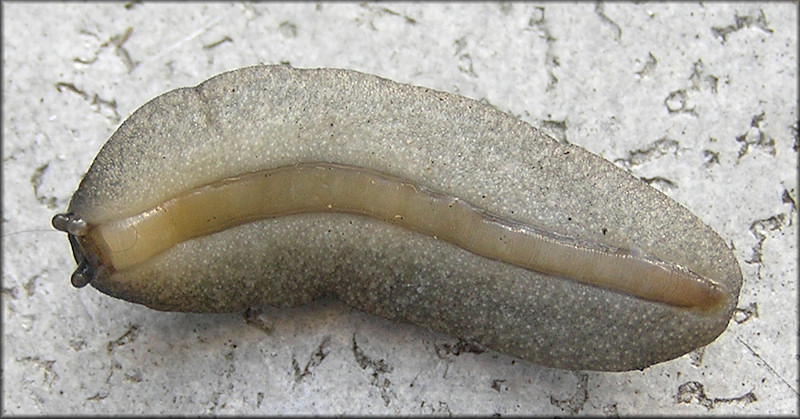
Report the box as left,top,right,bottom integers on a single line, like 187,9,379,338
53,65,742,371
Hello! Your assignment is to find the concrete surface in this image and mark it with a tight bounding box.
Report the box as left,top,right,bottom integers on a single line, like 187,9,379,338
2,2,797,415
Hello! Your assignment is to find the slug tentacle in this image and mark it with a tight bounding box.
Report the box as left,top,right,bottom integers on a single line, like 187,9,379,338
52,213,112,288
51,213,71,232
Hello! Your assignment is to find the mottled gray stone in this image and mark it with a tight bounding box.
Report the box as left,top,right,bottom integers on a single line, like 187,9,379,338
3,2,795,415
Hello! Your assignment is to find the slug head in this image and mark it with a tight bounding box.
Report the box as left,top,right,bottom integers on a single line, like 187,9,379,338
52,213,112,288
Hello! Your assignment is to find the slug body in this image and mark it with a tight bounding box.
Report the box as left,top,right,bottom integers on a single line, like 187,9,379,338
54,65,741,371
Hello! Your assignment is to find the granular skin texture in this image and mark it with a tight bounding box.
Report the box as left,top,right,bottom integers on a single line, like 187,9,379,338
70,65,741,371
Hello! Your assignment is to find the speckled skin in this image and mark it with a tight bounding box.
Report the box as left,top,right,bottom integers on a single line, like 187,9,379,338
66,65,741,371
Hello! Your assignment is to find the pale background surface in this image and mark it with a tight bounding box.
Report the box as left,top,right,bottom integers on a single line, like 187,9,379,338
2,2,797,415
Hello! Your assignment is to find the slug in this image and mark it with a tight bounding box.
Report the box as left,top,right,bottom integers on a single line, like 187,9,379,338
53,65,742,371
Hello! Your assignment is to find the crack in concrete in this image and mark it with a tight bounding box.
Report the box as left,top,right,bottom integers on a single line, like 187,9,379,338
550,372,589,414
54,82,120,123
676,380,757,410
594,3,621,41
634,52,657,78
31,163,58,209
292,335,331,385
688,346,706,367
23,274,40,297
745,214,785,266
242,306,274,334
664,89,698,117
660,59,720,120
541,119,568,143
18,356,59,386
689,60,719,94
352,334,394,406
89,324,142,401
781,189,796,225
711,8,774,43
702,149,720,167
491,378,507,392
735,336,798,396
527,6,559,91
278,21,298,39
433,338,486,359
202,35,233,50
358,3,418,30
733,302,759,324
74,27,138,72
419,400,452,415
453,37,478,78
736,112,777,163
641,176,677,192
613,138,680,170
